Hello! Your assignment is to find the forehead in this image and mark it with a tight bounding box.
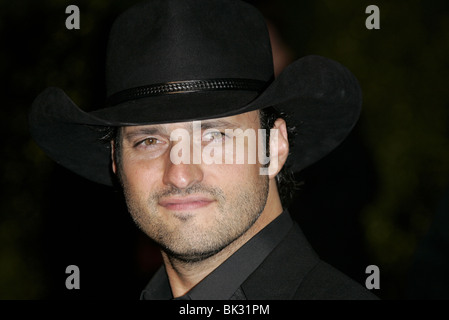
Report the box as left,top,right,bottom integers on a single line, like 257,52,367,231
122,110,261,134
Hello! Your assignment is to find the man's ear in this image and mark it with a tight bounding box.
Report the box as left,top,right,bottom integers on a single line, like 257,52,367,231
267,118,289,179
111,140,117,174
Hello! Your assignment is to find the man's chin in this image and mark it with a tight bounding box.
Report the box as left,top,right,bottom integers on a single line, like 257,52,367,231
161,243,226,264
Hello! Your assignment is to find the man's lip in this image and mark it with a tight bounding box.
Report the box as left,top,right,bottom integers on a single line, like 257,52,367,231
159,196,215,210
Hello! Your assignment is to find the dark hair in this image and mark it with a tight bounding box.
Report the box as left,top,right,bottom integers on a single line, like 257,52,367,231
99,107,299,206
258,107,299,207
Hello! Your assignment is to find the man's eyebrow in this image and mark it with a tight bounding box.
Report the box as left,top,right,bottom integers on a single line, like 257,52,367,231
123,125,168,140
200,119,242,130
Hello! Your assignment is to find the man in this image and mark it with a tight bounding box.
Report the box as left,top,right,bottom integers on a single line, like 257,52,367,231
29,0,377,299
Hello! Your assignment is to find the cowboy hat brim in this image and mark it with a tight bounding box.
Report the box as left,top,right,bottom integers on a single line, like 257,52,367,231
29,55,361,186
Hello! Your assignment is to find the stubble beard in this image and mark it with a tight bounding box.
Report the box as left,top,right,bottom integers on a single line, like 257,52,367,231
123,176,269,264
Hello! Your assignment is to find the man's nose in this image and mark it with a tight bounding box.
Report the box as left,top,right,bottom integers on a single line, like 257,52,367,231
162,160,204,190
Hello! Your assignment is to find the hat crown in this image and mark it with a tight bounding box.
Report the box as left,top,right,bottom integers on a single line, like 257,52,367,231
105,0,274,97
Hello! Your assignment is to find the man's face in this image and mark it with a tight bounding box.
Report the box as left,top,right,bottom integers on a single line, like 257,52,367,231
115,110,270,262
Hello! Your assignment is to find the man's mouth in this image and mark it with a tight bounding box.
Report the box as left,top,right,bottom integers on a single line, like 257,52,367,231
158,195,215,211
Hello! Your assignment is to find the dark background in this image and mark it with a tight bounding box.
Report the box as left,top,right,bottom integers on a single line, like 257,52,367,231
1,0,448,299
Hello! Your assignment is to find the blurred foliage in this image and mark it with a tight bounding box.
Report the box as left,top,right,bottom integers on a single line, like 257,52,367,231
0,0,142,299
260,0,449,298
1,0,448,299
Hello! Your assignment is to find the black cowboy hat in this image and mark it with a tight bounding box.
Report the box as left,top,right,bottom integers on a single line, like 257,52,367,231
29,0,361,186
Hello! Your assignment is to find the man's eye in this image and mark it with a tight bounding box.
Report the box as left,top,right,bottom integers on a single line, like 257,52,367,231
203,131,226,142
143,138,158,145
135,137,160,147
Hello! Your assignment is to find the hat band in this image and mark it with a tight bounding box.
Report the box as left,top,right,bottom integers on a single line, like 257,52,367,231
106,78,269,106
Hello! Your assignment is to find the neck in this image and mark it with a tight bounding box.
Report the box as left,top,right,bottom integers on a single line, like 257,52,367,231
162,179,283,298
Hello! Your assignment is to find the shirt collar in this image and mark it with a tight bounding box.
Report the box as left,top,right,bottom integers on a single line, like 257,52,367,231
140,210,293,300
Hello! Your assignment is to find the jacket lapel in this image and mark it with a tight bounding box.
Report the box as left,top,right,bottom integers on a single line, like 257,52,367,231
240,223,320,299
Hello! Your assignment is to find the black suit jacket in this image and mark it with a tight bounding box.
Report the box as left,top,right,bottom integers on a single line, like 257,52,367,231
239,222,378,300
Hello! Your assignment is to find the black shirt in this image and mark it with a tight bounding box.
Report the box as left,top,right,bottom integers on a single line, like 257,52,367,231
140,211,293,300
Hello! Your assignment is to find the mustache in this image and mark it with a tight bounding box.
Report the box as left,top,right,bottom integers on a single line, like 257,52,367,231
152,183,226,202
